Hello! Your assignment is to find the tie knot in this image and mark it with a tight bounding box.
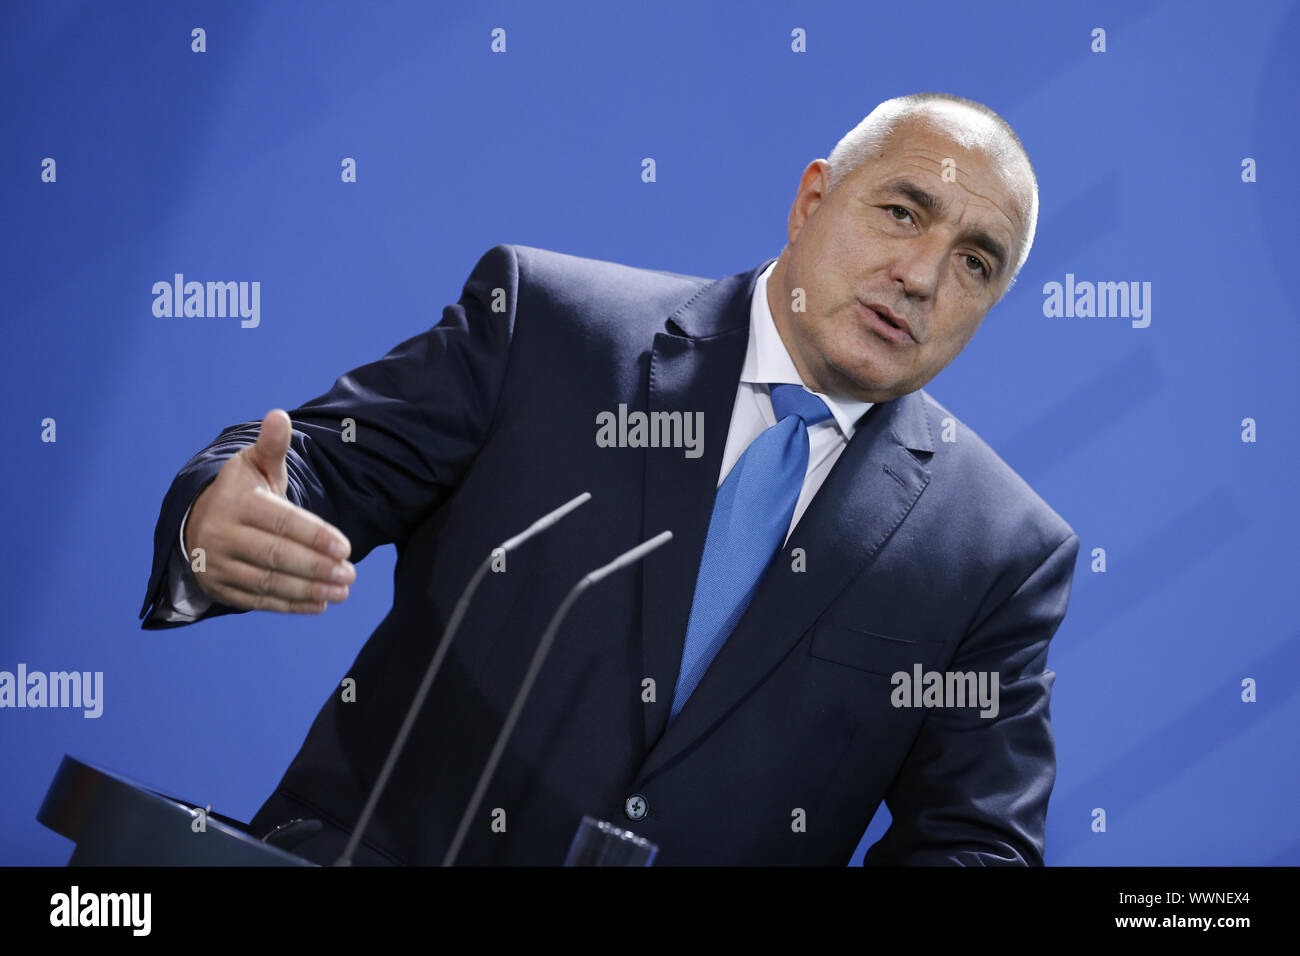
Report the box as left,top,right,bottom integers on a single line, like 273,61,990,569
770,384,832,427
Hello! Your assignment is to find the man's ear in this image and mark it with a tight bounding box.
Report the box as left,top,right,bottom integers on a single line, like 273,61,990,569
788,159,831,245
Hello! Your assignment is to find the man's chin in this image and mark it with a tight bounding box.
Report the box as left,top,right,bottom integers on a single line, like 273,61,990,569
822,360,908,404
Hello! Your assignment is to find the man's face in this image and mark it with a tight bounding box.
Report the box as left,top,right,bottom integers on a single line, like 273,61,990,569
768,113,1030,403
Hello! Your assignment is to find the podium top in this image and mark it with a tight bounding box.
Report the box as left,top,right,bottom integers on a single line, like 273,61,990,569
38,755,315,866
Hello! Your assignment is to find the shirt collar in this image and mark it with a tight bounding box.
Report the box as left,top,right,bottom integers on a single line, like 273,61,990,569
744,260,874,438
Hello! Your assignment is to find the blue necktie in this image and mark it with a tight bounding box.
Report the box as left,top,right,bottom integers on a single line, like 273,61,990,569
668,384,833,723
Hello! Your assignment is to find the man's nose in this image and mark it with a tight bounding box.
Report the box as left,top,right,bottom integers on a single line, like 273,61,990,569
888,234,946,298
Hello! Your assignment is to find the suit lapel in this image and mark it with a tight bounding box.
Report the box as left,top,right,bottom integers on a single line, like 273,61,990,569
638,261,770,751
639,375,936,781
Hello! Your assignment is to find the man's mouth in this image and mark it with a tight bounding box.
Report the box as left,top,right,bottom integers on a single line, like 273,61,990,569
857,300,915,344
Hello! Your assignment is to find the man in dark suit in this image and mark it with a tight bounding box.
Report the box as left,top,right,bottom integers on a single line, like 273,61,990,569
140,92,1079,865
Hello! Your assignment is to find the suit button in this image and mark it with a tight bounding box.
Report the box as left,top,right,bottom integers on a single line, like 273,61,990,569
624,794,648,821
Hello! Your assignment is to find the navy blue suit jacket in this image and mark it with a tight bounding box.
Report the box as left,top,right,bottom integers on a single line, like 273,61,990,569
140,243,1080,865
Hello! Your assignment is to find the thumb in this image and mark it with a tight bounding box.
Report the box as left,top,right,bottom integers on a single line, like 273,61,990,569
245,408,292,495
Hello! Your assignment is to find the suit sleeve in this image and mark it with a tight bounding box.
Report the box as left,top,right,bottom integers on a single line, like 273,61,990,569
863,531,1080,865
139,243,521,629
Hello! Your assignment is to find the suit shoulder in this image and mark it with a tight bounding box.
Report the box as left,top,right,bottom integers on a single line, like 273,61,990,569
919,390,1077,549
483,243,717,335
499,243,713,315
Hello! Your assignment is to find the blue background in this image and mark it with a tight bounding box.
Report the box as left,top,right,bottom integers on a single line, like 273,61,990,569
2,0,1297,865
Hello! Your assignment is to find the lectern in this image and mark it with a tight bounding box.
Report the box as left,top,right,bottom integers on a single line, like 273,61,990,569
37,755,314,866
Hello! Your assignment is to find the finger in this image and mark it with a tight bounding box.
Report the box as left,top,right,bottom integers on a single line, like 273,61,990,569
221,522,355,585
205,578,329,615
245,409,292,492
211,556,350,605
240,488,353,564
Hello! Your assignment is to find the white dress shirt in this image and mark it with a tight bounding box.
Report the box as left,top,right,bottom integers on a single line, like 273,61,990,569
156,495,211,622
151,259,874,624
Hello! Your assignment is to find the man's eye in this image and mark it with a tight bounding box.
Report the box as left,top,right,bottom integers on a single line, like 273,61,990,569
887,205,913,223
964,254,988,278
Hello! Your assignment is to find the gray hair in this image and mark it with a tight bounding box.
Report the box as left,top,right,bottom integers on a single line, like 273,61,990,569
826,92,1039,286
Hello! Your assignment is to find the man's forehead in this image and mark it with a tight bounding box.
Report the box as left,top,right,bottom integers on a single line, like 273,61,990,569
874,115,1023,198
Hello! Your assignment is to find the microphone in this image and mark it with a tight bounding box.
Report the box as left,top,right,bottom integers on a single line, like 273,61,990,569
442,529,674,867
334,491,593,866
